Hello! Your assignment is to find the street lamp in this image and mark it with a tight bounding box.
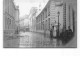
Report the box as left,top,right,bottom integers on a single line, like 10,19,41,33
57,11,60,37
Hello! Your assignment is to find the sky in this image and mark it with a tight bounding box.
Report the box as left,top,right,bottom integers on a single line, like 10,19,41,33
14,0,49,27
14,0,49,18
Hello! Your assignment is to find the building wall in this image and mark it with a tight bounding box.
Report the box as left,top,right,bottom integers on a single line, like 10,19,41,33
63,0,77,47
15,6,19,28
53,0,77,32
36,0,76,36
36,0,64,35
36,0,77,47
29,7,37,32
3,0,18,34
15,7,19,22
36,1,51,32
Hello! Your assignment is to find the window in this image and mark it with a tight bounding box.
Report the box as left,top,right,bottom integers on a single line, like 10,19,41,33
41,15,42,22
48,6,50,16
39,16,40,22
43,21,44,30
45,9,47,18
36,18,38,23
41,22,42,30
46,20,47,30
38,17,39,23
41,22,43,30
9,19,11,24
48,18,50,30
8,18,11,25
43,13,44,20
8,18,11,29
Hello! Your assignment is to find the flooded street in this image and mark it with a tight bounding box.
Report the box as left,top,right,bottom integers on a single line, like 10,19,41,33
3,0,77,48
19,32,33,47
3,31,60,48
19,31,58,48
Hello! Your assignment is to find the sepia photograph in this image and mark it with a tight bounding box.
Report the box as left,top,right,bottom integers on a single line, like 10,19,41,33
3,0,77,48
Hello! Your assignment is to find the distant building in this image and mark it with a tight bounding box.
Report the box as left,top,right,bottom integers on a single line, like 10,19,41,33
15,6,19,26
19,15,30,32
29,7,37,32
3,0,19,35
15,6,20,33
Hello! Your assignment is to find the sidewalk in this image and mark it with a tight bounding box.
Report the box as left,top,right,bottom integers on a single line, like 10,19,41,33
3,33,20,48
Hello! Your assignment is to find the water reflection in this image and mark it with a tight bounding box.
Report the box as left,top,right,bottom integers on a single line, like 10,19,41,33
19,32,33,47
19,31,58,48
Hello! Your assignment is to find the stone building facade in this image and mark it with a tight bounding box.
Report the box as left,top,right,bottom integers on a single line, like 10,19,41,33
36,0,77,47
3,0,19,35
36,0,76,38
36,0,64,36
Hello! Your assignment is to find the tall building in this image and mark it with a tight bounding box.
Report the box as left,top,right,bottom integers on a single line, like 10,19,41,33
36,0,76,37
15,6,20,33
15,6,19,25
36,0,64,36
35,0,77,47
3,0,19,36
29,7,37,32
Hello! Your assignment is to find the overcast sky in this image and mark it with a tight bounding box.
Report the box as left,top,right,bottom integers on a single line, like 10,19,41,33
14,0,49,17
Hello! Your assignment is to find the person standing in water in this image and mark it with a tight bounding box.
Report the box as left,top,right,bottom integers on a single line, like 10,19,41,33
50,25,54,44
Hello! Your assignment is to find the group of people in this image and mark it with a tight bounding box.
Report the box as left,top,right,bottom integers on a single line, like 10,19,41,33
59,26,73,44
49,25,73,45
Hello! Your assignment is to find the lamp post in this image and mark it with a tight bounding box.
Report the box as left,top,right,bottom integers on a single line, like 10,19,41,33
57,11,60,37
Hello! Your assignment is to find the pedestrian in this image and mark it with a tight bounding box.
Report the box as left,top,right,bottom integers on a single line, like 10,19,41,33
67,26,73,40
50,25,54,44
44,29,46,38
50,25,52,38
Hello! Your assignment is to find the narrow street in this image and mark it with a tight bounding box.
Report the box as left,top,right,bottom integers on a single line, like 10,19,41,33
19,31,58,48
3,0,76,48
4,31,62,48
